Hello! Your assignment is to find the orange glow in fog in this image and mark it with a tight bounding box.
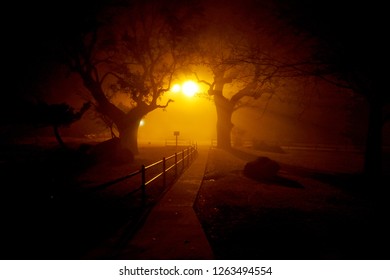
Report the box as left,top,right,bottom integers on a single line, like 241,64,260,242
171,81,199,97
181,81,199,97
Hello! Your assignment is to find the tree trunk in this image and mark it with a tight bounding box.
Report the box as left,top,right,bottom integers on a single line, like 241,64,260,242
363,100,383,180
53,125,67,149
214,94,234,150
118,118,142,155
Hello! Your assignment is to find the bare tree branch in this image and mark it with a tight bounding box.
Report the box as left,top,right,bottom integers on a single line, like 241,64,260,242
154,99,174,109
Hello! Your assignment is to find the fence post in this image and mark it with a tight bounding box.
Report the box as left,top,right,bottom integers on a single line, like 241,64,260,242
141,165,146,206
162,157,166,188
187,147,190,166
175,152,178,177
182,149,185,171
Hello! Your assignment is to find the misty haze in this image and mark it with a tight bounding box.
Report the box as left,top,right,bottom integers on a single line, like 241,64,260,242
1,0,389,260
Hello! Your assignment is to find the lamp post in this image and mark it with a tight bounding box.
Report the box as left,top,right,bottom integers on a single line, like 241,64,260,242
174,131,180,149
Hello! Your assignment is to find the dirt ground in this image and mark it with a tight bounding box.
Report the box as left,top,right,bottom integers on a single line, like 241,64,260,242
194,147,390,260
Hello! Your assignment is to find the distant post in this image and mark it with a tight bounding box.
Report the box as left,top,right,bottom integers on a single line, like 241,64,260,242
173,131,180,149
141,165,146,206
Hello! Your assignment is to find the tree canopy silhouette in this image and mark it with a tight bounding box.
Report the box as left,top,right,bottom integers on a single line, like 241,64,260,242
54,0,201,154
274,0,389,180
30,102,91,148
193,0,308,149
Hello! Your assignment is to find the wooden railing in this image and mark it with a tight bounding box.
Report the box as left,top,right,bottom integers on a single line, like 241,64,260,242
90,145,198,205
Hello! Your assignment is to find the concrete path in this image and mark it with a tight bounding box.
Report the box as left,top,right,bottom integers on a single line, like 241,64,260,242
113,146,214,259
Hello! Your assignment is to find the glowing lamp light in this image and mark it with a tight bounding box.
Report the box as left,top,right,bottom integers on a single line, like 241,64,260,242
171,84,181,93
171,81,199,97
182,81,199,97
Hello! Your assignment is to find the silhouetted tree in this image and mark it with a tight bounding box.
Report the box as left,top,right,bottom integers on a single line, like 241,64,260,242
31,102,91,148
343,96,369,147
57,0,201,154
194,1,302,149
275,0,389,180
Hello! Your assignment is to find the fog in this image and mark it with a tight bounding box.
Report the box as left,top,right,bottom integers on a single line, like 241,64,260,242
138,92,217,145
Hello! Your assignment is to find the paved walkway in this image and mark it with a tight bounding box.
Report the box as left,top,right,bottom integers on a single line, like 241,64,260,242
113,146,214,259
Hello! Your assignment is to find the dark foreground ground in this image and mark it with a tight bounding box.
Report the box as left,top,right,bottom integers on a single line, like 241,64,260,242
0,140,190,259
1,139,389,260
194,147,390,260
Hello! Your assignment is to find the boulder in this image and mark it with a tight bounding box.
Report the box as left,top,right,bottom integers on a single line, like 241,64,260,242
243,156,280,180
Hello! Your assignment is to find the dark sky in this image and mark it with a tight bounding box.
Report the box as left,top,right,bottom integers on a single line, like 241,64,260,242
4,0,386,88
4,1,103,95
2,0,388,124
277,0,387,65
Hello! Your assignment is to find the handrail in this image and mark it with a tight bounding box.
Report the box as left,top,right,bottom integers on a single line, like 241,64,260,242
89,145,198,205
88,169,142,191
145,159,163,169
165,153,176,161
145,172,163,186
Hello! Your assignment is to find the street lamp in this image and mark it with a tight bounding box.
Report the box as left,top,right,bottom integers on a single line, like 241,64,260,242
171,80,199,97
